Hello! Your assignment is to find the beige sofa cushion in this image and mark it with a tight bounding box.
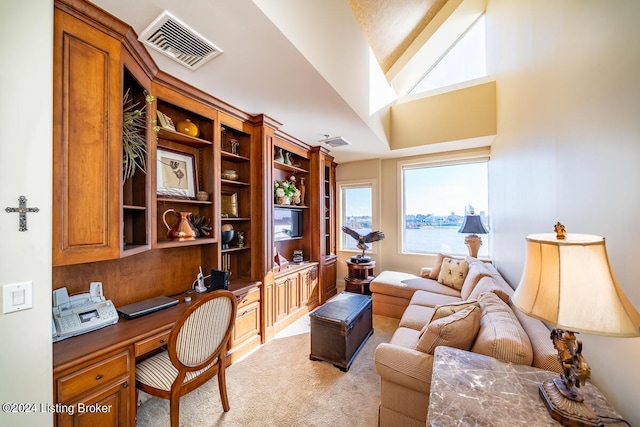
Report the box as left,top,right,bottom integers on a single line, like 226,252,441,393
428,253,446,279
371,271,461,301
460,261,493,300
468,276,510,304
437,258,468,290
429,300,480,322
416,306,481,354
399,305,436,331
471,292,533,365
409,291,461,308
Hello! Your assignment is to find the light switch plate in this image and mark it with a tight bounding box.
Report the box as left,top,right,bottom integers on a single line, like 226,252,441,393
1,281,33,314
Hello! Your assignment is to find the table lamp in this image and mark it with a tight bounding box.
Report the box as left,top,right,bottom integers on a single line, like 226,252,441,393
458,208,488,258
512,222,640,426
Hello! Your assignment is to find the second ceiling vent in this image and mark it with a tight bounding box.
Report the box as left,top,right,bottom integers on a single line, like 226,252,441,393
139,11,223,70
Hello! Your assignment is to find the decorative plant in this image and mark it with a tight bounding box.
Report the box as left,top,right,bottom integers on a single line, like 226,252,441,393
191,214,212,237
274,179,300,204
122,89,157,181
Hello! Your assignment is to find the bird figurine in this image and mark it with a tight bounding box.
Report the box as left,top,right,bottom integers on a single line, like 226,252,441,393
341,226,385,263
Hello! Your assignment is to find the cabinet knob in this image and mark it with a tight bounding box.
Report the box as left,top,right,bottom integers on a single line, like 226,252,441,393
95,374,104,380
123,382,129,389
159,339,166,344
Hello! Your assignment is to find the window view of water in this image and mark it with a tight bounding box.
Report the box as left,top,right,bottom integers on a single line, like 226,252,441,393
405,226,490,257
343,225,490,258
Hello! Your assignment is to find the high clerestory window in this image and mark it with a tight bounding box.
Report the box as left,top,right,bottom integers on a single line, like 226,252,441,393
409,14,486,96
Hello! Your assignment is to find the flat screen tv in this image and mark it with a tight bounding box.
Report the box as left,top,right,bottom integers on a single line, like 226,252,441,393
274,208,303,241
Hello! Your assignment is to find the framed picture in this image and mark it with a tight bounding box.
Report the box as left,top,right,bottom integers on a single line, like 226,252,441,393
157,147,197,198
221,192,238,218
157,110,176,131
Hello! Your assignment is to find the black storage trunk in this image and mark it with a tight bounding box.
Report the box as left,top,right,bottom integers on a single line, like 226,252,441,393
309,292,373,371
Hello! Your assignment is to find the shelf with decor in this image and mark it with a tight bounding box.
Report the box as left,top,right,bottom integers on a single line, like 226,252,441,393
219,120,255,287
151,91,217,249
121,66,152,258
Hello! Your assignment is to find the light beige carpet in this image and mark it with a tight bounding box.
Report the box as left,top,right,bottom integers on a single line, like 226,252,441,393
135,314,399,426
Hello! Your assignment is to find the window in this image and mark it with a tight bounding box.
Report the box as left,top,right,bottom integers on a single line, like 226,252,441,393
339,182,374,252
409,14,487,96
401,160,489,257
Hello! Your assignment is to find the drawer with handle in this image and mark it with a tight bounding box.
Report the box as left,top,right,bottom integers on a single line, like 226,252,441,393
134,330,171,357
56,350,130,402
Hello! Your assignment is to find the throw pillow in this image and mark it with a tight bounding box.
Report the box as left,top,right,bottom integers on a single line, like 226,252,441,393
415,306,481,354
437,258,469,290
429,300,480,323
428,253,446,279
471,292,533,365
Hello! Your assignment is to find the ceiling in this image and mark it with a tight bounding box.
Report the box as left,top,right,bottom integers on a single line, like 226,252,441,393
90,0,473,164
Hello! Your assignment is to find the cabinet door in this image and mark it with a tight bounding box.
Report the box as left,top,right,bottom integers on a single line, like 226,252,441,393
53,9,122,266
287,274,300,314
274,276,289,324
321,258,338,304
57,377,130,427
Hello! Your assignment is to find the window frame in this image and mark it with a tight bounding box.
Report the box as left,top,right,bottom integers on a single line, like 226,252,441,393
337,179,378,254
397,152,490,257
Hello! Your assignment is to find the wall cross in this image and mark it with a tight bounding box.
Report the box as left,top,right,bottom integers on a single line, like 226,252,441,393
5,196,39,232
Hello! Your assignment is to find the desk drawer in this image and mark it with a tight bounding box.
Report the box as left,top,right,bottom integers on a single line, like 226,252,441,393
237,287,260,309
134,330,171,357
57,350,130,402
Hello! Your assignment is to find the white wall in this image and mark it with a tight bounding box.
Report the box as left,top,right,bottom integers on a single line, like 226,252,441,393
487,0,640,424
0,1,53,426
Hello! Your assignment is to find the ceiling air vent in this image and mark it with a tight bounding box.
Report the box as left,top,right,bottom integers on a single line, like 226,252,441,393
319,136,351,148
139,11,223,70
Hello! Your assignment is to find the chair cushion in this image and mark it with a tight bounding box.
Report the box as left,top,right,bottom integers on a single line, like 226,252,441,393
136,351,217,392
471,292,533,365
416,306,481,354
437,258,469,290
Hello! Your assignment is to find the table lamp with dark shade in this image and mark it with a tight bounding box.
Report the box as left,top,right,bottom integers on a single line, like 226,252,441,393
458,209,488,258
512,222,640,427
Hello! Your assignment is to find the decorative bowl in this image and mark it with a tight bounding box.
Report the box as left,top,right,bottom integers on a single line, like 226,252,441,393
221,230,235,249
222,170,239,180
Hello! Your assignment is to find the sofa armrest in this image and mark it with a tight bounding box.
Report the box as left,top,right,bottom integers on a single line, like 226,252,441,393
420,267,433,278
374,343,434,394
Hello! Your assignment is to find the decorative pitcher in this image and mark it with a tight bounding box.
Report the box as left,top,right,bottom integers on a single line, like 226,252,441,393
162,209,197,241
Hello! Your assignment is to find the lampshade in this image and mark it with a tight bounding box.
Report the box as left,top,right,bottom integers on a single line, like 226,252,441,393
512,233,640,337
458,215,488,234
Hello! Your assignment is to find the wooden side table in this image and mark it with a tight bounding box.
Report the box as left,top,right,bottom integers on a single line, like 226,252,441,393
428,346,626,426
344,260,375,295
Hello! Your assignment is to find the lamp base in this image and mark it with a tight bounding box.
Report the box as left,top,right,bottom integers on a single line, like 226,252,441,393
464,234,482,258
539,379,603,427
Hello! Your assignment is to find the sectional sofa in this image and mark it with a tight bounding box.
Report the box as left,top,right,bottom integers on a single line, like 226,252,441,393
371,255,562,426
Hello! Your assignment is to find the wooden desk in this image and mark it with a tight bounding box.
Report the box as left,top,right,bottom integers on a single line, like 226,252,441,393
428,346,626,427
52,284,260,427
344,260,375,295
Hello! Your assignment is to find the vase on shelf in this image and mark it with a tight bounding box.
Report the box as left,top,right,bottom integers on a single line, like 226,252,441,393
276,196,291,205
176,118,199,137
284,152,292,165
299,177,306,206
275,148,284,163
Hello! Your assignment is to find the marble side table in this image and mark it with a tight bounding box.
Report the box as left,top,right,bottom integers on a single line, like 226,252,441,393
428,346,626,427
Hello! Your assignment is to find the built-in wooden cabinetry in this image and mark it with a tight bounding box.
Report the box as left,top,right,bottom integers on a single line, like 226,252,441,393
52,5,124,266
52,0,335,425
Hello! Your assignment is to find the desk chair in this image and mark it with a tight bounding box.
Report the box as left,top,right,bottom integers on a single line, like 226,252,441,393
136,290,237,426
